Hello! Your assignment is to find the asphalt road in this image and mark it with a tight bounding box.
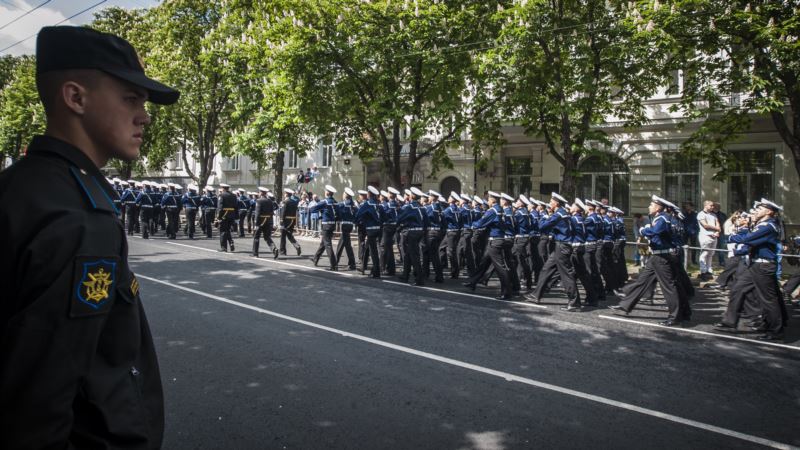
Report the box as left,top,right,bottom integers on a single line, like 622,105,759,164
127,232,800,449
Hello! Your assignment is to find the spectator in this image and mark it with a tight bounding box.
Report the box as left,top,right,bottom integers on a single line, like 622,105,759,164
304,168,313,183
697,200,720,280
299,193,309,234
308,194,320,235
311,165,320,178
632,213,651,266
295,170,305,189
722,210,741,257
714,202,727,265
682,202,699,264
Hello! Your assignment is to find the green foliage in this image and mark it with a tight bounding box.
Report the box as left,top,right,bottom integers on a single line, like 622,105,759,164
0,56,44,164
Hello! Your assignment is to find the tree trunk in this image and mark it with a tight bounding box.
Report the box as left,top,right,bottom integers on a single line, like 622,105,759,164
274,149,285,195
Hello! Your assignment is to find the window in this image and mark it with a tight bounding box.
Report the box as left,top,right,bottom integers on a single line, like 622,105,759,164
286,149,298,169
172,150,182,170
320,136,334,167
662,153,700,209
728,150,773,211
577,154,630,212
506,157,532,196
666,70,682,96
224,155,239,171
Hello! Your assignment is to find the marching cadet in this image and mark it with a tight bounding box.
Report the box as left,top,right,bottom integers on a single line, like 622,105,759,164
237,188,249,237
424,190,446,282
119,179,130,225
311,185,339,270
247,192,256,234
279,188,302,257
111,178,123,216
536,200,552,264
528,199,545,287
470,196,488,264
120,180,137,235
528,193,580,309
722,199,787,340
132,181,142,233
463,191,514,300
336,187,358,270
182,185,200,239
149,182,161,235
356,189,369,266
397,187,428,285
161,183,181,239
0,25,179,448
201,186,216,238
355,186,383,277
583,200,606,301
457,195,476,277
514,195,534,290
251,187,278,258
501,193,521,294
443,192,463,279
610,207,629,287
156,183,168,231
381,187,401,275
216,183,237,251
135,180,155,239
597,202,617,296
570,199,599,307
610,195,686,326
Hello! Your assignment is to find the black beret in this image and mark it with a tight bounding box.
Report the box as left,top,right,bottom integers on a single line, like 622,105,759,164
36,26,179,105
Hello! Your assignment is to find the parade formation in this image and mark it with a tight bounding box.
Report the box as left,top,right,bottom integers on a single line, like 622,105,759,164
108,176,791,341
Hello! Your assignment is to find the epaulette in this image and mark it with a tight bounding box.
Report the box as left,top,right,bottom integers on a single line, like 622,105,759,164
69,166,119,214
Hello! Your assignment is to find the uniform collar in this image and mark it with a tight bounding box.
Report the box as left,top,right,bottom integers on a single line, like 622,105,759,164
27,135,105,177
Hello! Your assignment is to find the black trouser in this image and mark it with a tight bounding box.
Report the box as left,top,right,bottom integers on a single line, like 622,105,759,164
513,236,532,289
613,240,628,286
158,207,166,230
395,227,404,266
252,218,275,256
185,208,197,238
537,235,550,264
584,242,605,300
357,227,367,266
336,223,357,268
423,230,444,280
247,211,253,233
487,239,513,297
720,258,762,326
531,242,580,307
362,229,381,276
503,238,521,293
785,273,800,299
620,254,683,320
472,229,488,263
458,229,475,276
381,224,397,274
401,229,424,284
133,205,140,233
439,236,448,269
445,230,461,278
529,236,544,285
280,219,300,254
165,207,179,238
219,214,235,250
314,223,337,268
204,210,215,238
599,241,616,291
139,206,153,239
151,205,159,235
743,262,786,335
238,210,247,237
573,246,598,305
716,255,741,288
125,204,137,235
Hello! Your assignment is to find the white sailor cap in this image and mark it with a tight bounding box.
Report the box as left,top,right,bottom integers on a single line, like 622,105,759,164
487,191,501,199
344,187,355,196
366,186,379,195
438,196,448,204
112,177,121,183
284,188,295,194
449,191,461,202
380,190,389,197
188,185,198,191
472,195,485,205
427,189,441,198
134,181,143,187
325,184,337,194
121,180,129,186
573,198,588,211
267,192,275,198
258,186,269,193
357,189,369,196
500,192,514,202
404,188,412,196
651,194,671,208
551,192,568,204
238,188,247,193
519,194,532,206
143,180,152,186
205,185,214,191
758,198,783,212
127,179,136,184
219,183,230,188
161,183,169,189
387,187,401,195
608,206,622,214
410,187,425,197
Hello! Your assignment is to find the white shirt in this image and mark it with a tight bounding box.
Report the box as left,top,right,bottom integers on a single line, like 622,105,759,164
697,210,718,238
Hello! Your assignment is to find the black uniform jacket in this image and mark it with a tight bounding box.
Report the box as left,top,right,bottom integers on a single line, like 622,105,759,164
216,191,238,220
254,198,275,226
0,135,163,449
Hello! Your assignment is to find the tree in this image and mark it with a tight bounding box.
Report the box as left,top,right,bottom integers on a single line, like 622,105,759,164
485,0,662,198
0,56,44,168
250,0,503,188
645,0,800,183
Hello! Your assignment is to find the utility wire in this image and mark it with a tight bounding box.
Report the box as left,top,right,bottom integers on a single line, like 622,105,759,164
0,0,109,54
0,0,52,31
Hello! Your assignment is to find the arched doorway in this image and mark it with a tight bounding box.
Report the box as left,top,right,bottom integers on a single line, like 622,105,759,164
577,154,630,212
440,176,461,196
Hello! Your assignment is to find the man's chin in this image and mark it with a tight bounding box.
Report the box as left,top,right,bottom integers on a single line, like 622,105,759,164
111,147,140,162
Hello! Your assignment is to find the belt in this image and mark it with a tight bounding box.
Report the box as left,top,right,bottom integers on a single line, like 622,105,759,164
284,216,296,219
652,249,673,255
616,239,626,242
447,229,461,233
321,221,337,225
488,236,506,241
184,206,197,209
258,215,273,219
366,226,381,230
404,227,424,231
140,205,153,208
555,240,572,245
124,201,136,205
165,206,178,209
571,242,584,247
340,221,353,225
753,258,776,264
223,208,235,211
515,235,529,238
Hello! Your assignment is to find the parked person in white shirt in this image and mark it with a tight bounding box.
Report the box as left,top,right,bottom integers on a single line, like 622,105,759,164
697,200,720,280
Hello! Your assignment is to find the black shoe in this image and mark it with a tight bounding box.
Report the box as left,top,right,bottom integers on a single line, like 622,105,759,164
462,282,476,292
230,244,235,252
705,282,721,289
326,266,338,271
296,247,302,256
371,274,381,279
612,289,626,298
584,303,599,308
312,257,319,267
713,322,737,332
348,266,357,271
512,291,521,297
756,333,784,341
434,278,443,283
217,248,227,252
659,319,680,327
398,277,409,283
495,294,512,300
411,281,424,286
560,306,581,312
251,253,259,258
608,305,628,316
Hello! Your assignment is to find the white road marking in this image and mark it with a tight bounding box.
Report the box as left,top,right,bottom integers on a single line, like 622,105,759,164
599,315,800,352
382,280,547,309
137,274,794,450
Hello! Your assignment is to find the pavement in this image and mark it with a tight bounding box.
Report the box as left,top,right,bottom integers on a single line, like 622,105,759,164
127,231,800,449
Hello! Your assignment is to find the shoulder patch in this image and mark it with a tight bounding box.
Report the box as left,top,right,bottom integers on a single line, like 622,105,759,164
71,256,119,317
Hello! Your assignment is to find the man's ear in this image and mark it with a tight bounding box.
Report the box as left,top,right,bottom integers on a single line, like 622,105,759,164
62,81,89,116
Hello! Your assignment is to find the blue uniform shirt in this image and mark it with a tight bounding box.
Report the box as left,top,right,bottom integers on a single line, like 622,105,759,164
182,192,200,209
571,213,586,244
337,198,357,224
161,190,180,208
311,196,338,223
397,200,427,229
355,199,382,229
443,204,462,231
514,208,532,236
426,202,446,230
529,209,541,237
120,188,136,204
584,212,600,242
135,188,154,207
473,204,507,239
729,218,780,261
382,200,399,225
641,212,673,251
539,207,572,242
601,215,614,241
